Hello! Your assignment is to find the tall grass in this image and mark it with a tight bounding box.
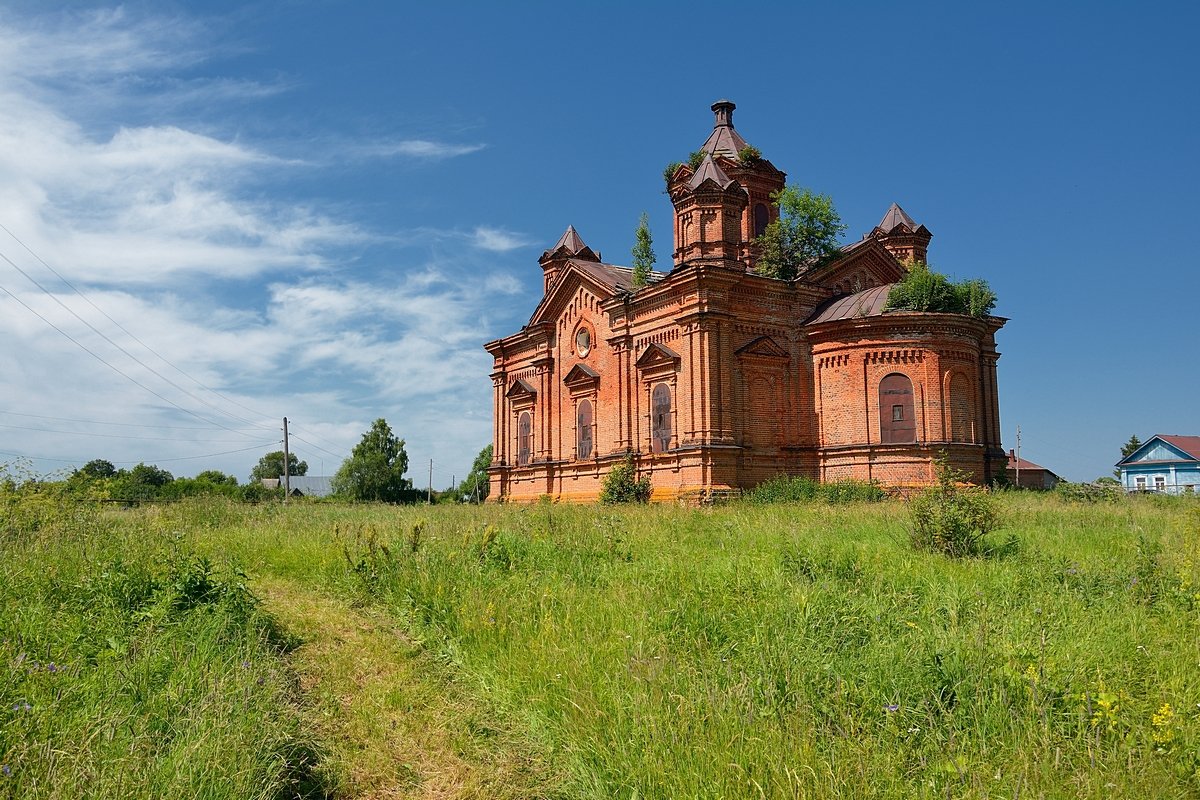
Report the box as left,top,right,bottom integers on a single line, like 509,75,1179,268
5,485,1199,798
0,492,327,799
206,495,1200,798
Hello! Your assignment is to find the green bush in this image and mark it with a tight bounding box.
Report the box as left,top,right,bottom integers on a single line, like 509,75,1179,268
885,261,997,318
743,474,884,504
599,454,652,504
908,456,1003,557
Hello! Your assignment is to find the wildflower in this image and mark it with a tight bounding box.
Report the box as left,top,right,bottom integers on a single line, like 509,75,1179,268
1152,703,1176,748
241,661,250,669
884,704,900,713
1,764,9,777
46,663,58,673
1130,576,1139,586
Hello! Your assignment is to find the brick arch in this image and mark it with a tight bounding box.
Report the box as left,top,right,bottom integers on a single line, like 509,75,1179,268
879,372,916,444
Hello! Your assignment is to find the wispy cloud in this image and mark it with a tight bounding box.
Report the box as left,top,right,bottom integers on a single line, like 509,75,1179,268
470,226,531,252
0,6,524,482
352,139,486,160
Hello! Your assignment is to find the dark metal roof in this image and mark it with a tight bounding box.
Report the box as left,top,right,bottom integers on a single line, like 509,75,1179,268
552,225,586,253
569,258,665,293
699,99,750,157
877,202,917,232
804,284,895,324
1006,451,1055,474
688,153,736,190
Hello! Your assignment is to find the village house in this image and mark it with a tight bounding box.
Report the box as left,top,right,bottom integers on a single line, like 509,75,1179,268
485,100,1007,502
1116,435,1200,494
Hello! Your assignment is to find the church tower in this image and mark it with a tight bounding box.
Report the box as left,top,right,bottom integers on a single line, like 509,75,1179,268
870,203,932,264
666,100,786,270
667,152,748,267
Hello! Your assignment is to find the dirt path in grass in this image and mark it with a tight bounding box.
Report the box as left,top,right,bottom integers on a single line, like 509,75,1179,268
256,577,552,800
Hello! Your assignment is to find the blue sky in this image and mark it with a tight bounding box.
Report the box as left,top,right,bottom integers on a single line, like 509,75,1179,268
0,1,1196,485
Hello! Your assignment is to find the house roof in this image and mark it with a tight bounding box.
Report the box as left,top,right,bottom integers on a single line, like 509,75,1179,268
280,475,334,497
1006,450,1056,475
1160,435,1200,460
804,284,895,324
698,99,750,158
1119,434,1200,466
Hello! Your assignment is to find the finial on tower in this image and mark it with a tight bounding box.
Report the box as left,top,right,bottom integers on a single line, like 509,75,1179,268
711,99,736,128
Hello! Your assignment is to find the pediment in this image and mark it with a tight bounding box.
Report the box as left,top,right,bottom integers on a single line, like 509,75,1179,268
1123,437,1199,465
505,378,537,399
563,363,600,388
735,335,789,359
528,264,618,327
635,342,681,369
807,239,906,290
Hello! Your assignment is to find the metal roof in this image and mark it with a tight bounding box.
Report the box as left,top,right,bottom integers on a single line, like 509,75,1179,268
688,153,736,190
804,284,895,324
699,99,750,157
877,202,918,232
280,475,334,497
1159,435,1200,460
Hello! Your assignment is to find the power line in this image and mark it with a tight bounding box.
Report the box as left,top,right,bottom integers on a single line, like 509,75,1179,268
0,441,277,466
0,410,264,432
0,246,273,433
0,279,255,435
0,221,281,428
288,432,346,462
0,421,267,443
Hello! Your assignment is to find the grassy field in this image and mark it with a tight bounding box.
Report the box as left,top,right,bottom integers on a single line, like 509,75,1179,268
2,490,1198,798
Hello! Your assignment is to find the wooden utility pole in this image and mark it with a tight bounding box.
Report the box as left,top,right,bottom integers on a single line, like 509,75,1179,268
1015,424,1021,488
427,459,433,504
283,417,291,503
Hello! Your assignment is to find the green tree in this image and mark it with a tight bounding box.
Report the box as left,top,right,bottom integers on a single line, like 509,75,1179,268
250,451,308,482
332,418,412,502
77,459,116,479
1114,434,1142,478
754,185,846,280
631,212,655,288
457,444,493,503
195,470,238,486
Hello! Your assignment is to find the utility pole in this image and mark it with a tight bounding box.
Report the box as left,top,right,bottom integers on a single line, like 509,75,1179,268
427,459,433,504
282,417,291,504
1015,424,1021,489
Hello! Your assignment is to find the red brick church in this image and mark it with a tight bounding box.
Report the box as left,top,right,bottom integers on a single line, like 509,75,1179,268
485,100,1005,502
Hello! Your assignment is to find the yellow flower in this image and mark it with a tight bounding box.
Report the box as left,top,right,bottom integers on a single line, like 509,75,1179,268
1151,702,1175,747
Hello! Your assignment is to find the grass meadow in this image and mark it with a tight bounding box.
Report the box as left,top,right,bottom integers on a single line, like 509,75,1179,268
2,488,1198,798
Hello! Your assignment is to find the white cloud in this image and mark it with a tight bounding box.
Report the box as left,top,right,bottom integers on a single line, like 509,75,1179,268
470,226,531,252
0,7,519,483
355,139,486,160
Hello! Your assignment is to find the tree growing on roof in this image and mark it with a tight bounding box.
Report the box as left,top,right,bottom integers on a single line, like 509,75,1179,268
332,418,412,503
631,211,655,289
753,185,846,281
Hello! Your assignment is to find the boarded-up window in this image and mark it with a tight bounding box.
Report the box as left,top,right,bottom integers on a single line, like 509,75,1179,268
577,400,593,459
879,373,916,444
517,412,532,466
651,383,672,453
753,203,770,238
949,373,973,442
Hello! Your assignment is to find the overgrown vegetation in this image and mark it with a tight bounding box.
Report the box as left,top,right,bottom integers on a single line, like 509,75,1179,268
908,455,1006,557
885,260,998,318
0,482,326,798
630,211,655,289
598,453,652,503
742,473,885,503
5,465,1200,798
753,185,846,280
737,144,762,164
662,150,710,183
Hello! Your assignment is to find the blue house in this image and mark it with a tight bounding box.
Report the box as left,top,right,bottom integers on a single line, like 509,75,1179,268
1116,435,1200,494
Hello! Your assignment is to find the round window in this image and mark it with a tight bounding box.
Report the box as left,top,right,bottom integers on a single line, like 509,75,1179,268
575,328,591,357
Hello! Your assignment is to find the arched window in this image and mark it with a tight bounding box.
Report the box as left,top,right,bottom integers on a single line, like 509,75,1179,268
753,203,770,238
517,412,532,466
577,399,593,459
879,373,916,444
651,383,672,453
